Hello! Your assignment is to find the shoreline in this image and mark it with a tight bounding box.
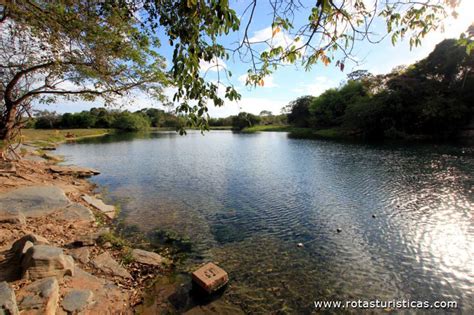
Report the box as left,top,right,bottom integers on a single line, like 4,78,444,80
0,133,174,313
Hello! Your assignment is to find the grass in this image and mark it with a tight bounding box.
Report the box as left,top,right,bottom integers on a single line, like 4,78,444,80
19,128,111,146
241,125,295,133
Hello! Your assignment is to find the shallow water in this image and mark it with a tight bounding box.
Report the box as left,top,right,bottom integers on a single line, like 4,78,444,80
56,131,473,313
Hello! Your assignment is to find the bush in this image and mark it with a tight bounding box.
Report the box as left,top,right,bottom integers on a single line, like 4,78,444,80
112,112,150,131
231,112,261,130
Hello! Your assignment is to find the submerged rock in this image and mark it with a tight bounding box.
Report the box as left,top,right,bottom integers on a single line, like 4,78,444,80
22,245,75,280
0,281,19,315
191,262,228,294
131,249,168,266
17,277,59,315
92,252,131,279
82,195,116,219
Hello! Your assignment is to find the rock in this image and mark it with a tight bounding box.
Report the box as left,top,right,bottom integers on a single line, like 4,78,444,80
102,242,112,249
70,247,90,264
58,203,94,222
0,186,70,218
61,289,93,313
131,249,168,266
92,252,131,279
297,242,304,248
49,165,100,177
17,277,59,315
81,195,116,219
0,281,19,315
65,268,129,314
191,262,228,294
72,227,109,247
336,228,342,233
372,214,376,218
0,210,26,225
22,245,75,280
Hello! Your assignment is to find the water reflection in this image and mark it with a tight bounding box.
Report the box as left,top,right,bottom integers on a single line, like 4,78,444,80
57,131,474,313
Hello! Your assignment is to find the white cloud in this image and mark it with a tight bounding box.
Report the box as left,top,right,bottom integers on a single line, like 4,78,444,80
291,76,337,96
248,26,294,48
199,57,227,73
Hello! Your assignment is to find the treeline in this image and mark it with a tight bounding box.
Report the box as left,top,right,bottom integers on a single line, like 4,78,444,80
285,39,474,139
31,108,186,131
209,111,287,130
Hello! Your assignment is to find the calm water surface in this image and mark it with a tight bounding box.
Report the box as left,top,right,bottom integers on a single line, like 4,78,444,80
57,131,473,313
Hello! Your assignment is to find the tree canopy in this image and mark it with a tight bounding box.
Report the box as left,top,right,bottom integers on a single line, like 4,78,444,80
0,0,467,149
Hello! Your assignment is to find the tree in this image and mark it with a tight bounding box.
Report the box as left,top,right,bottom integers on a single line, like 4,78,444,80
231,112,261,130
0,1,168,145
287,96,315,127
0,0,462,150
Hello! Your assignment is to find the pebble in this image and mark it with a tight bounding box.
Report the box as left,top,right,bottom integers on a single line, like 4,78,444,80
297,243,304,248
336,228,342,233
372,214,376,218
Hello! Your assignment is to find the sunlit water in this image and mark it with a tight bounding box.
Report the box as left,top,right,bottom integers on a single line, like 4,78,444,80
56,131,473,313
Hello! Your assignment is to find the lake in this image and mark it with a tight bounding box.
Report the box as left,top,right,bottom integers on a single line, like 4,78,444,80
56,131,473,313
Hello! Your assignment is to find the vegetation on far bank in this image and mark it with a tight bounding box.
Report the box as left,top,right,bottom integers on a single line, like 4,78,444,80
20,129,111,146
25,39,473,142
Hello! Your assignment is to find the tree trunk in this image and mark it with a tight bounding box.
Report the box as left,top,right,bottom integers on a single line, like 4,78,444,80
0,101,18,142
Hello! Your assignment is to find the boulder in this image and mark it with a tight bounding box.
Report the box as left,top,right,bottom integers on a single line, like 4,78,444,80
17,277,59,315
131,249,168,266
81,195,116,219
191,263,228,294
49,165,100,177
70,247,90,264
0,281,19,315
0,210,26,225
92,252,131,279
61,289,93,313
0,186,70,218
22,245,74,280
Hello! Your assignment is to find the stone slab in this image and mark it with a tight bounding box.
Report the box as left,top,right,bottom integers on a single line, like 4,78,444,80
82,195,116,219
191,263,228,294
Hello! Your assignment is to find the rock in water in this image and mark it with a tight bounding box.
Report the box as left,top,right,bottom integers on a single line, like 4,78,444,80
297,243,304,248
192,262,228,294
131,249,168,266
17,277,59,315
82,195,116,219
0,281,19,315
21,245,75,280
61,289,93,313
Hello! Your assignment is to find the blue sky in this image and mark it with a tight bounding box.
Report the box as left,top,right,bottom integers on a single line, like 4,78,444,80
41,0,474,117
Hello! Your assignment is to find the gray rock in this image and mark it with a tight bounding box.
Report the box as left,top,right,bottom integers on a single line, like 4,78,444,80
0,186,70,218
0,282,19,315
0,210,26,225
58,203,94,222
18,277,59,315
81,195,116,219
22,245,75,280
72,228,109,247
61,289,93,313
70,247,90,264
131,249,167,266
49,165,100,177
92,252,131,279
